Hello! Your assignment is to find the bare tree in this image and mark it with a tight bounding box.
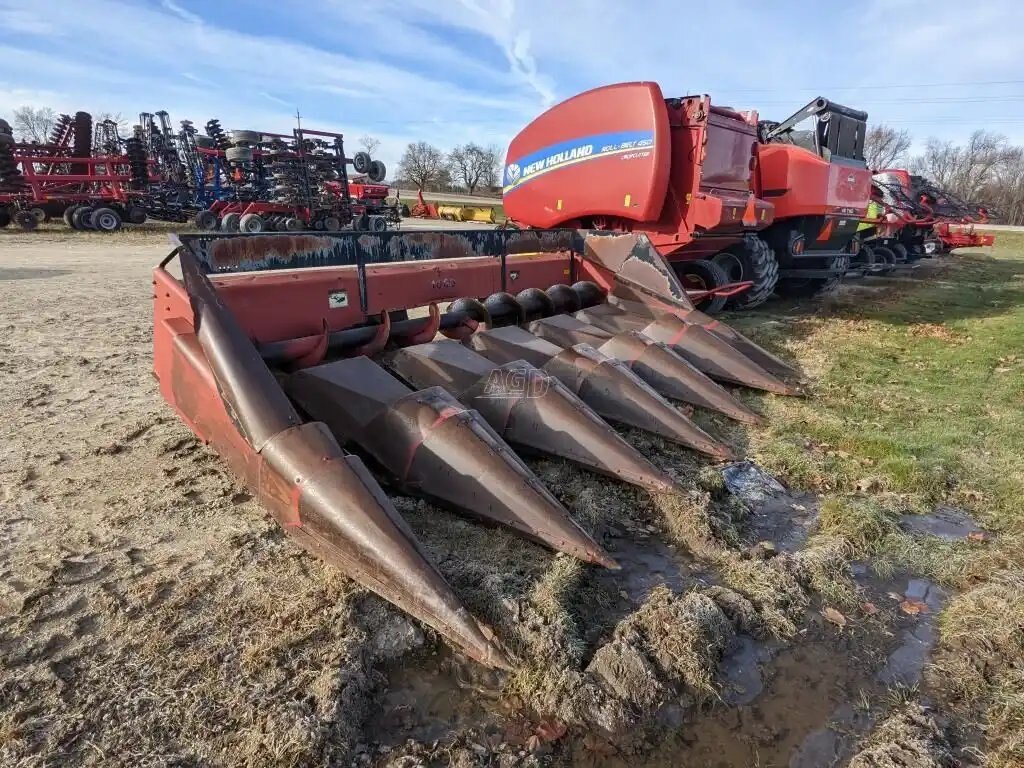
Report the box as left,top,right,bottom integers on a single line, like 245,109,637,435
864,124,912,170
912,131,1013,199
357,134,381,156
396,141,446,190
447,143,501,194
12,105,57,143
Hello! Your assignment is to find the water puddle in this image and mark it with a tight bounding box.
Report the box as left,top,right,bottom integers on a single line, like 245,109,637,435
723,460,819,552
900,505,985,541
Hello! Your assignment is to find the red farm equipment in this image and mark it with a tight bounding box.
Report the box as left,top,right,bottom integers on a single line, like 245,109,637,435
502,84,873,311
910,176,995,251
153,228,802,667
0,111,153,232
753,97,872,297
503,82,775,313
336,177,402,230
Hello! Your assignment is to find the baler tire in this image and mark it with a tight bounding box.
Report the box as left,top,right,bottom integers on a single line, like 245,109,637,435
776,253,850,298
675,259,730,314
90,207,122,233
0,208,11,228
239,213,265,233
717,236,779,310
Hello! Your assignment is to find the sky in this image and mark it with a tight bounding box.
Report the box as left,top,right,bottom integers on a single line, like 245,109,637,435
1,0,1023,174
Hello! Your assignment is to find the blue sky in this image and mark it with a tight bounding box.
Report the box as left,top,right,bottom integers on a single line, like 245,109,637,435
2,0,1023,174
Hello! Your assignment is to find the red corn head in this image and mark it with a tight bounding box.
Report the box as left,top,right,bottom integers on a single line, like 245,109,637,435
468,326,734,460
605,297,802,385
285,356,617,569
173,253,511,668
576,304,799,396
389,340,677,494
526,315,763,425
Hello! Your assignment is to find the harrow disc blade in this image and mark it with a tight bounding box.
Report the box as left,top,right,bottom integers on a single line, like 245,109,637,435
527,317,762,424
391,342,677,494
178,254,510,669
286,357,617,568
470,328,733,459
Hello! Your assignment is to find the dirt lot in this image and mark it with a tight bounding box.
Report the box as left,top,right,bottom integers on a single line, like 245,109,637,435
1,227,1021,767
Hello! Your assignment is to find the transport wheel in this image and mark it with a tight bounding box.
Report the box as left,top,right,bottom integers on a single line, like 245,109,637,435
194,209,218,231
716,236,779,310
857,245,878,273
220,212,241,232
369,215,387,232
14,210,38,231
776,253,850,298
90,207,122,232
872,246,896,273
353,213,370,231
284,217,303,231
126,206,148,225
239,213,265,233
675,259,730,314
322,216,341,232
0,208,11,228
72,205,95,230
313,219,325,230
368,160,387,182
352,151,372,174
400,203,411,218
29,207,47,223
63,205,80,228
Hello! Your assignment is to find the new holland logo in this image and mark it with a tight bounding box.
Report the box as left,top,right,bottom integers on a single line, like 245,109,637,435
847,174,856,184
506,163,521,183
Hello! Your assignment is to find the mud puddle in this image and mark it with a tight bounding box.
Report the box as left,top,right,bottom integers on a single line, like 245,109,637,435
724,460,819,552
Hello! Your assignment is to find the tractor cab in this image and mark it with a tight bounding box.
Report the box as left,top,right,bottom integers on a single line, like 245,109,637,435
753,97,872,297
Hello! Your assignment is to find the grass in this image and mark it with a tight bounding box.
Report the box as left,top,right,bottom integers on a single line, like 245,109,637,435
727,233,1024,761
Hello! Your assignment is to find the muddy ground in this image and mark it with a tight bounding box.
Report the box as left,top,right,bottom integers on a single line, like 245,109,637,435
0,229,986,766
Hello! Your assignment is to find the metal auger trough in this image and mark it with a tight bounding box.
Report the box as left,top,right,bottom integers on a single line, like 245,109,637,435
153,228,801,667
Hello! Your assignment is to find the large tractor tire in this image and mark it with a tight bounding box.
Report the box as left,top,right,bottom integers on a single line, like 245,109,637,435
775,253,851,298
90,207,123,233
715,236,779,310
674,259,731,314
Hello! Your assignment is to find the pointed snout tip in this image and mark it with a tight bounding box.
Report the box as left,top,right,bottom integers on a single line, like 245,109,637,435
594,552,622,570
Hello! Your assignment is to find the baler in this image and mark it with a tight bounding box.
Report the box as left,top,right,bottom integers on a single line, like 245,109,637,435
502,82,777,312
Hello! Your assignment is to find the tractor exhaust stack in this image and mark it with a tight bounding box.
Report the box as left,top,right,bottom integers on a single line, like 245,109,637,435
285,357,617,569
389,340,678,494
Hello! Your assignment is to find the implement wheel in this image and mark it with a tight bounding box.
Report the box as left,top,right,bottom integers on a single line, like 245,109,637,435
221,212,241,232
63,205,80,228
674,259,730,314
872,246,896,274
194,209,218,231
239,213,265,233
90,207,122,233
715,236,779,310
14,210,38,231
72,206,94,230
776,253,850,298
0,208,11,228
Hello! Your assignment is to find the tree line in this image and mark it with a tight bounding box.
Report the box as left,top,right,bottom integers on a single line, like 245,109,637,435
866,125,1024,224
394,141,502,195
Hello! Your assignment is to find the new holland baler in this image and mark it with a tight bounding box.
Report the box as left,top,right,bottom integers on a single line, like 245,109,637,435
502,82,777,312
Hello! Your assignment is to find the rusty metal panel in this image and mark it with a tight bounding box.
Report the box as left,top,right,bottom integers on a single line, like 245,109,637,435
173,229,585,275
